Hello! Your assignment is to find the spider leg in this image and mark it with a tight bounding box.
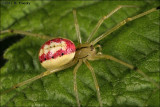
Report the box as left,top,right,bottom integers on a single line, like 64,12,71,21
87,5,138,43
73,9,82,44
91,7,159,45
94,44,102,54
0,59,78,95
0,29,51,40
92,54,160,89
73,60,82,107
83,60,103,107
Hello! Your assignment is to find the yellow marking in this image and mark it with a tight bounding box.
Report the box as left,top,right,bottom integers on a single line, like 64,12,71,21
39,49,43,56
44,45,49,54
41,52,75,70
39,41,67,56
50,41,66,54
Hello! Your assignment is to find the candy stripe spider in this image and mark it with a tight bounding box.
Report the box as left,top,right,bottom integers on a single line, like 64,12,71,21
0,5,160,107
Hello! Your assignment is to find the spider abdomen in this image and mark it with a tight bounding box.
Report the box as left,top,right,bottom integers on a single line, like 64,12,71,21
39,38,76,70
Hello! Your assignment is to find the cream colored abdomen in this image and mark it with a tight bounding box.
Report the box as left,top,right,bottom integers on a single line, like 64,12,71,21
41,52,75,70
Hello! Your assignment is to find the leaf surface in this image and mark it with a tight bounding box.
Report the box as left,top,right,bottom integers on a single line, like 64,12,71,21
0,1,159,106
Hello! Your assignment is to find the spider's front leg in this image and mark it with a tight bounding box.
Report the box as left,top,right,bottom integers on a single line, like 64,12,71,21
91,6,159,45
86,5,138,43
0,29,51,40
92,54,160,89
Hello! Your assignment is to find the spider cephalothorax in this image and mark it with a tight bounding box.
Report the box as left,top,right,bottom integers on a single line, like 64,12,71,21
0,5,159,107
75,44,97,60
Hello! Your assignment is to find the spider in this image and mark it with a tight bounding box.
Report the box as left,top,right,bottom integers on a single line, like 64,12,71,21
0,5,160,107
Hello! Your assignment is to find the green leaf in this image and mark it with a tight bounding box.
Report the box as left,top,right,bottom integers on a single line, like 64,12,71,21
0,1,159,106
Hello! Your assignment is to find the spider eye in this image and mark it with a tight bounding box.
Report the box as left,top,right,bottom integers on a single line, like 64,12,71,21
39,38,76,70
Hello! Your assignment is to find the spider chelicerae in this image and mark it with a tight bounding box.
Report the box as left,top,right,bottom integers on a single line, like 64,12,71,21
0,5,160,107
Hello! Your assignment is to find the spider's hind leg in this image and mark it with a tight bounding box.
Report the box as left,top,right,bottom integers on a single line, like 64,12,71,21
0,59,78,95
0,29,51,40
